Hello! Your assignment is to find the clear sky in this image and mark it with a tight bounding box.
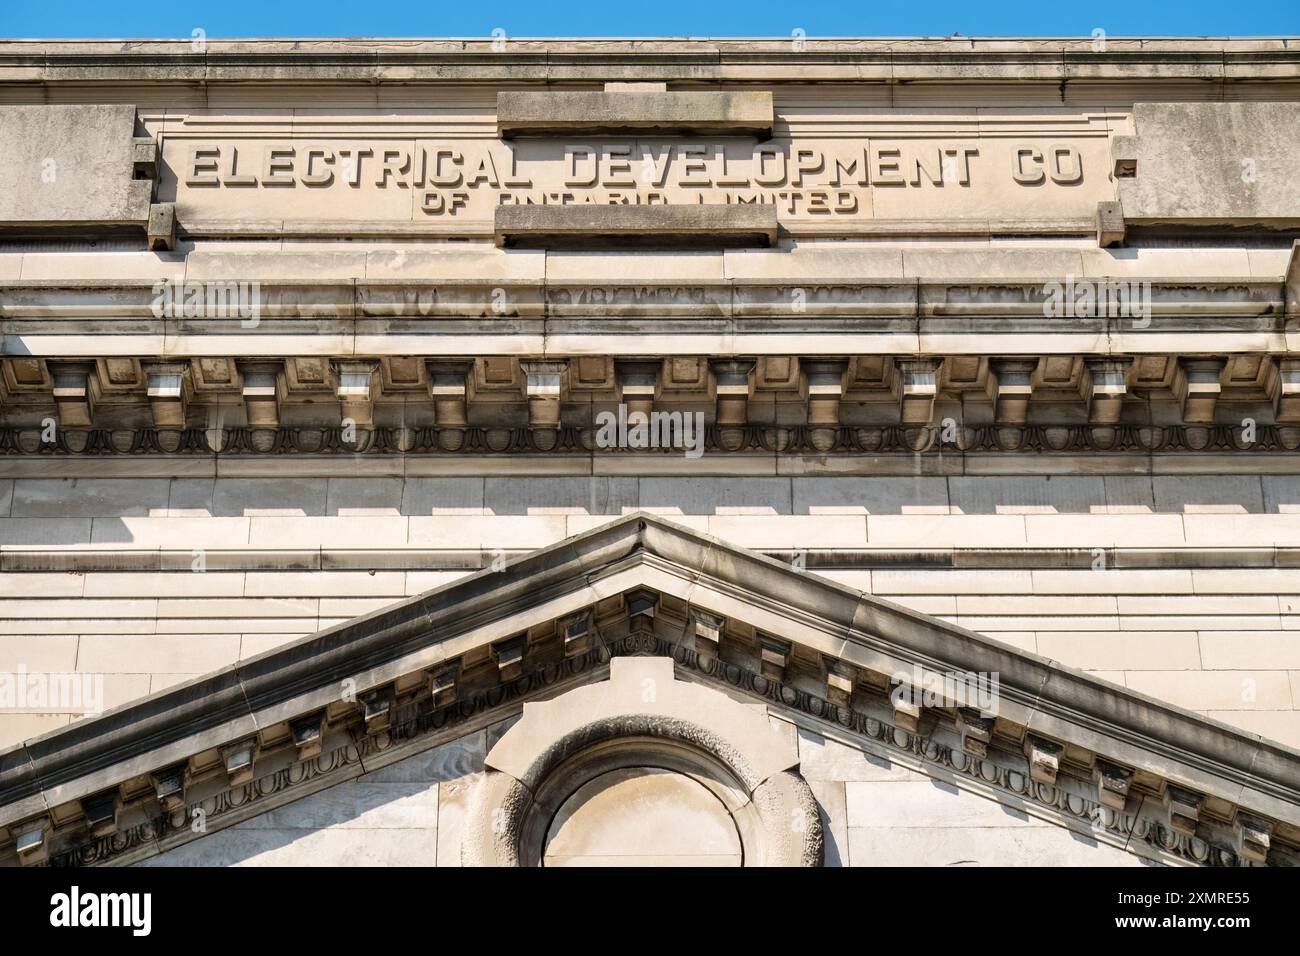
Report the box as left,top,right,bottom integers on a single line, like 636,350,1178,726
0,0,1295,40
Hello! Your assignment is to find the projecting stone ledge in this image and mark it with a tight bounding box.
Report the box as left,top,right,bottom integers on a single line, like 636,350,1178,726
496,90,774,139
494,203,779,249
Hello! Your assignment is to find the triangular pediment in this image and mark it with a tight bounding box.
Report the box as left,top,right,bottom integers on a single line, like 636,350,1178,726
2,512,1298,866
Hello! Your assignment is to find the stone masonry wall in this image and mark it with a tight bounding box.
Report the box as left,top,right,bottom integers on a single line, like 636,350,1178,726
0,473,1296,749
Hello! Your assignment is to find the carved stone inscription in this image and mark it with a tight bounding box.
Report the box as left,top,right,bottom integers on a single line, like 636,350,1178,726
161,129,1116,227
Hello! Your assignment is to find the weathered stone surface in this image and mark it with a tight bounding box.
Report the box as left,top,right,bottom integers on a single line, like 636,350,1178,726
495,203,778,248
1119,102,1300,224
242,780,437,830
543,767,742,866
435,773,481,866
365,731,486,783
2,37,1300,870
497,90,773,138
807,779,848,867
11,478,171,518
797,728,927,782
0,37,1293,88
0,105,151,227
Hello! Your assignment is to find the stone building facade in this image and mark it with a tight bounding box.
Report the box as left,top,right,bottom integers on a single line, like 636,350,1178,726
0,37,1299,866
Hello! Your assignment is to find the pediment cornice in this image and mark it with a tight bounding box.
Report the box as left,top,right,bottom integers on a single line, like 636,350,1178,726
1,512,1298,866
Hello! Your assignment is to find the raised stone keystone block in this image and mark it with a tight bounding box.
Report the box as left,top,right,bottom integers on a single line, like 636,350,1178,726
496,90,774,139
494,203,778,248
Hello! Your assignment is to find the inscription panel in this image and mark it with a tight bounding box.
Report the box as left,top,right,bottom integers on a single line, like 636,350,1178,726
156,108,1122,233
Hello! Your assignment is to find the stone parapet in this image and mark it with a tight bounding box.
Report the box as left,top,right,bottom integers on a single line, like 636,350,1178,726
2,38,1298,88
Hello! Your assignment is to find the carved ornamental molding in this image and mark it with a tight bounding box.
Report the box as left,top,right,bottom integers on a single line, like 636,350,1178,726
2,422,1298,457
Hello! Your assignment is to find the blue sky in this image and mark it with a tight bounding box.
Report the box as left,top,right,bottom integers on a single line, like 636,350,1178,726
0,0,1296,40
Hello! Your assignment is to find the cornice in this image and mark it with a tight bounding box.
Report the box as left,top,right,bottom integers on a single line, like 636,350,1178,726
0,273,1285,306
2,350,1297,465
0,274,1288,352
1,38,1298,88
4,544,1300,575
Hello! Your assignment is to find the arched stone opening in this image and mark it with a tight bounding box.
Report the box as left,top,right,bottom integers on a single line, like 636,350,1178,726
462,657,823,867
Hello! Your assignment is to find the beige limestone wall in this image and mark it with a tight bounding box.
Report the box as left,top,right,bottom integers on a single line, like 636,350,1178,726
1,473,1297,749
